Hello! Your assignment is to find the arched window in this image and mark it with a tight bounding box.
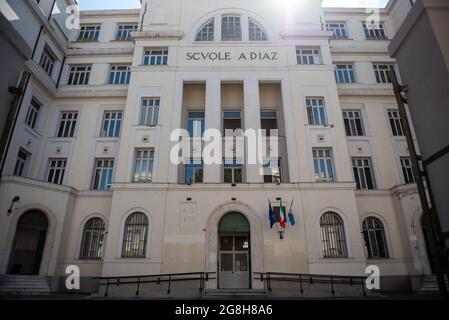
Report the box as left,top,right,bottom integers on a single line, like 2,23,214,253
248,19,268,41
221,15,242,41
195,18,215,41
79,217,106,260
320,212,348,258
362,217,389,259
122,212,149,258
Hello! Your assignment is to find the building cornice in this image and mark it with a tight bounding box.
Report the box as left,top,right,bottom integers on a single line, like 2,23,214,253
280,29,333,40
56,86,129,98
79,9,141,17
66,47,134,56
132,30,185,40
337,84,394,97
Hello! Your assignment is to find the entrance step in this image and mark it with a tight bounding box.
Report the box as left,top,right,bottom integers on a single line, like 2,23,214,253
203,289,268,299
419,275,449,293
0,275,51,295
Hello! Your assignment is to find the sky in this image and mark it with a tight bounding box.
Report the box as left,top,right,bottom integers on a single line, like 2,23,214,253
78,0,390,11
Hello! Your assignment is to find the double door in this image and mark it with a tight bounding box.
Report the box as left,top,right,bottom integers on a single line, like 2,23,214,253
218,233,250,289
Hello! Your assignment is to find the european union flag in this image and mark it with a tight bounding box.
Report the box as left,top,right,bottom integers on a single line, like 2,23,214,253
268,200,275,229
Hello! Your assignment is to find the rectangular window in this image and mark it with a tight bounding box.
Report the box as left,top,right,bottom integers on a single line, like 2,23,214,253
343,110,365,136
24,98,41,130
296,48,321,65
184,159,203,184
116,24,138,40
92,158,114,190
352,157,376,190
133,149,154,183
306,97,327,126
223,111,242,133
101,111,122,137
263,159,281,183
363,22,387,40
334,64,356,83
326,22,348,39
67,65,91,85
78,25,101,41
143,49,168,65
13,149,30,177
39,47,55,77
224,159,243,184
187,112,205,137
373,63,395,83
221,15,242,41
260,111,278,136
47,158,67,185
139,98,160,127
57,111,78,138
108,65,131,85
313,148,335,182
388,110,404,136
401,157,416,184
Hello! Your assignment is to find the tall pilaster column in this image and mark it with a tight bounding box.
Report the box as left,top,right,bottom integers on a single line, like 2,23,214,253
244,78,263,183
203,78,221,183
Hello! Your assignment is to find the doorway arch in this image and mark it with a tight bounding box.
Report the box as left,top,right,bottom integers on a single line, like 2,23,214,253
218,212,251,289
7,210,48,275
205,201,263,290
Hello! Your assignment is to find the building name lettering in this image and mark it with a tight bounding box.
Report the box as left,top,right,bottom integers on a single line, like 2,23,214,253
186,51,278,61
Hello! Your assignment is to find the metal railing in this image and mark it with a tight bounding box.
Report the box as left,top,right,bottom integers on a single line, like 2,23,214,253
254,272,367,296
97,272,216,297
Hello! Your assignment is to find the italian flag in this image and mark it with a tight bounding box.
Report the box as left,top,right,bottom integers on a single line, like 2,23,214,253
279,200,286,229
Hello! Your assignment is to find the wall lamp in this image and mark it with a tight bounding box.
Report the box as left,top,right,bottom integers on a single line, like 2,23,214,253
7,196,20,216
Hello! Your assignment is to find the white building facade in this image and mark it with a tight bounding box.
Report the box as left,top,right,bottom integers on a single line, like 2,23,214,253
0,0,429,294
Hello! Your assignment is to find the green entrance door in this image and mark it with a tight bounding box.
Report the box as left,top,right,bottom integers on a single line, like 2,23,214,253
218,212,250,289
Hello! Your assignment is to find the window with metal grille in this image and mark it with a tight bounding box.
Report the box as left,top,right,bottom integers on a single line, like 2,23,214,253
320,212,348,258
388,110,404,136
362,217,389,259
25,98,41,129
39,47,55,77
14,149,29,177
101,111,122,137
108,65,131,85
47,158,67,185
56,111,78,138
343,110,365,136
400,157,416,184
133,149,154,183
67,65,91,85
363,22,387,40
195,18,215,41
221,15,242,41
79,217,106,260
184,159,203,184
296,48,321,65
306,97,327,126
373,63,394,83
248,19,268,41
326,22,348,39
334,64,356,83
139,98,160,126
262,159,281,183
224,159,243,184
313,148,335,182
122,212,149,258
78,25,101,41
352,157,376,190
92,159,114,190
116,24,138,40
143,49,168,65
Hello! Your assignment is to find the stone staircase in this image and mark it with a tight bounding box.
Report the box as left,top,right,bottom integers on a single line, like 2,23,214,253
202,289,268,299
0,275,51,296
419,275,449,293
